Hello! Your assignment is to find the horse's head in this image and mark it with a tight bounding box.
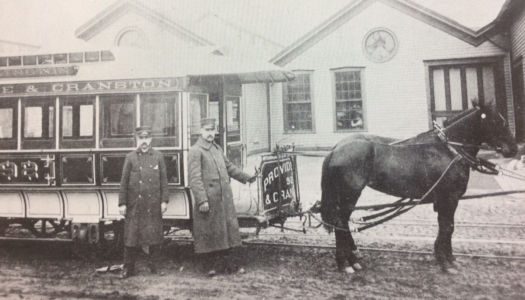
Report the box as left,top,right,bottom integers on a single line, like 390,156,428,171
475,100,518,158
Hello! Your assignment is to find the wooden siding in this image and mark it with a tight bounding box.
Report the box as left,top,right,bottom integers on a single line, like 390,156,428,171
270,1,510,149
243,83,270,155
510,7,525,62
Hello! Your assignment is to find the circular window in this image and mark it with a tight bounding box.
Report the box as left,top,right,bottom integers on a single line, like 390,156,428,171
363,28,398,63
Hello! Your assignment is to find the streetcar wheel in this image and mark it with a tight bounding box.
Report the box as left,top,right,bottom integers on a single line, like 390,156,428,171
22,219,67,238
70,221,124,261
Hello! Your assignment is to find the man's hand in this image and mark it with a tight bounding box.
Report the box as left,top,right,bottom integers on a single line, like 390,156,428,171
199,202,210,213
119,205,126,216
161,202,168,214
248,175,257,184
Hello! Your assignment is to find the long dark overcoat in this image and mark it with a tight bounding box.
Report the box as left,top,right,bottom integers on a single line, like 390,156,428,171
188,137,252,254
119,148,169,247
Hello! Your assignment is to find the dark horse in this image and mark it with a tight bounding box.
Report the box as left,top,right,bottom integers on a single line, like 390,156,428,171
320,101,518,273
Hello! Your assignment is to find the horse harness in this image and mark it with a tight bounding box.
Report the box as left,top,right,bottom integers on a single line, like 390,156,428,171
306,122,523,234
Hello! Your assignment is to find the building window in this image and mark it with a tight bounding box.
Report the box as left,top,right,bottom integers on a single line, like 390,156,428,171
282,72,314,132
334,69,364,131
428,59,504,127
117,29,147,49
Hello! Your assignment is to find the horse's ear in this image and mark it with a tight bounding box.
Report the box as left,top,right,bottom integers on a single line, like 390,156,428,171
470,97,480,109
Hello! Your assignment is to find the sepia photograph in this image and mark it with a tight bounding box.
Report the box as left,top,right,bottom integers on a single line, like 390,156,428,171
0,0,524,299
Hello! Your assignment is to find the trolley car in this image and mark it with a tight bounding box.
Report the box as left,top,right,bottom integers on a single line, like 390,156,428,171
0,47,300,256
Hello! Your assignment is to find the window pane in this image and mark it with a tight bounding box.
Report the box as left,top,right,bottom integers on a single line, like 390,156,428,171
62,106,73,137
79,105,93,137
69,52,83,63
85,51,100,62
283,74,313,131
49,107,54,138
110,102,134,136
23,56,36,65
226,97,241,143
336,101,363,130
25,107,43,138
334,70,364,131
38,55,53,65
433,69,446,111
450,68,463,110
8,57,21,66
466,67,478,108
482,66,496,106
190,93,208,132
53,54,67,64
0,108,13,138
142,102,167,134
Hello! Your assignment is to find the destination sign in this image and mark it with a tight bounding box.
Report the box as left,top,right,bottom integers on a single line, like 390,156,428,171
0,66,78,78
260,157,297,211
0,77,186,96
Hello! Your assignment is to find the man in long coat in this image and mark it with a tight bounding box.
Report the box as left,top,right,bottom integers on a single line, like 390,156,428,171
188,118,256,276
119,126,169,278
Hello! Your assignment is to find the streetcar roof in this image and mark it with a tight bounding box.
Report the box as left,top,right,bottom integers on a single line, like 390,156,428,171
0,46,295,85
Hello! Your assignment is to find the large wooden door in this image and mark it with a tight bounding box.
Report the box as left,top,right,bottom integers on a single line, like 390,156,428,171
429,60,506,127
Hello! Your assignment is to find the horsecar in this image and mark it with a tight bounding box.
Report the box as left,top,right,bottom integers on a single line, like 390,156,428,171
0,47,300,257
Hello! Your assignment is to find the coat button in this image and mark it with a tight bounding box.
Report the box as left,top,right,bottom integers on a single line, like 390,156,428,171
140,167,142,170
139,180,142,183
139,195,142,198
149,179,152,182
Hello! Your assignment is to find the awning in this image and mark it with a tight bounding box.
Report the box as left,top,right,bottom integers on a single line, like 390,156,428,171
0,46,295,85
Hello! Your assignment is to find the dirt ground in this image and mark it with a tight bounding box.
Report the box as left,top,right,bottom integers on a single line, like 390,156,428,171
1,152,525,300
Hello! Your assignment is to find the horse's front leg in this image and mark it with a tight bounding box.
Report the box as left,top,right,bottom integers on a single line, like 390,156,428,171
434,199,459,271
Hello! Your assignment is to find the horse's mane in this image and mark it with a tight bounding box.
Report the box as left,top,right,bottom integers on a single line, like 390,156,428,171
443,108,477,127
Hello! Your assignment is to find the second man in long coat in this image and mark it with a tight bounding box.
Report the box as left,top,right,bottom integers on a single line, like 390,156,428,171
188,118,256,276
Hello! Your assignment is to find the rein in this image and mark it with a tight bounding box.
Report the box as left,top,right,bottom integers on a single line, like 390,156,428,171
306,155,463,233
433,121,500,175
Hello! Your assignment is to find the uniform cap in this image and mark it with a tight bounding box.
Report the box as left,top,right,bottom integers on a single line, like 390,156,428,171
200,118,216,129
135,126,152,137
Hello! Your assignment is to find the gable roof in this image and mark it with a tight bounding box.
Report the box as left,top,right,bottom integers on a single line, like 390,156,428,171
74,0,214,47
270,0,502,66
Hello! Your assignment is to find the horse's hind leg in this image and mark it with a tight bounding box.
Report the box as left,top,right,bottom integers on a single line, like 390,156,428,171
335,201,361,273
434,199,459,271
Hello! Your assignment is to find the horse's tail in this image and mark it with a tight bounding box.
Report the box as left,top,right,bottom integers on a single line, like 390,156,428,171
320,151,339,233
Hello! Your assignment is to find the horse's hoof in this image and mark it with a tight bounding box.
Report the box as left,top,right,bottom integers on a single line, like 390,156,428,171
352,263,362,271
344,266,355,274
352,249,363,259
446,254,456,263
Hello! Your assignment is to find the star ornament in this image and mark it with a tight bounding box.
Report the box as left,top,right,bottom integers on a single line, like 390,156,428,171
363,28,398,63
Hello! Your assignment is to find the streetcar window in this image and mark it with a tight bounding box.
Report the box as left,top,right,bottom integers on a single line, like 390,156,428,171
53,54,67,64
62,106,73,137
101,51,115,61
24,105,54,138
25,107,43,137
100,94,136,139
85,51,100,62
79,105,94,136
59,96,95,148
37,55,53,64
61,97,94,138
0,57,7,67
111,102,134,136
140,93,178,137
0,108,13,138
69,53,83,63
49,106,54,138
23,56,37,66
8,57,21,66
